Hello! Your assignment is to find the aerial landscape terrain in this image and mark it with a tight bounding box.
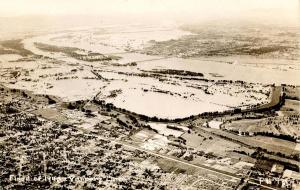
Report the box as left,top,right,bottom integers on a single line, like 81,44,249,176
0,0,300,189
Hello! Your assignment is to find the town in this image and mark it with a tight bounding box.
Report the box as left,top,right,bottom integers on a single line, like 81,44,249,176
0,1,300,189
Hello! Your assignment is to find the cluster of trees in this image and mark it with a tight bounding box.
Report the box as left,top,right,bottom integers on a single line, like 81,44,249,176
254,132,298,142
116,118,133,130
45,95,56,104
252,149,299,172
0,103,19,114
66,100,87,110
149,69,204,77
0,112,43,131
225,128,298,143
253,147,300,163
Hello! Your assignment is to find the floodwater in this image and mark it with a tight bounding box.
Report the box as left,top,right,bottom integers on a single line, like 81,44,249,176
16,25,300,118
23,26,300,85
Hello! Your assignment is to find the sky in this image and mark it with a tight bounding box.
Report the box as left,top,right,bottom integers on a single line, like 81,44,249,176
0,0,298,29
0,0,298,18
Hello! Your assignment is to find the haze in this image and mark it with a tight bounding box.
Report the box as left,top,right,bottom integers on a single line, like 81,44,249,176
0,0,299,24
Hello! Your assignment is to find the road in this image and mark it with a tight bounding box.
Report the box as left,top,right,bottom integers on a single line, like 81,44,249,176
6,83,278,190
79,125,279,190
115,140,279,190
4,85,279,190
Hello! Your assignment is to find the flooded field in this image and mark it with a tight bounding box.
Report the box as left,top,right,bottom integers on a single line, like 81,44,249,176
1,2,300,190
23,25,300,84
1,25,298,118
